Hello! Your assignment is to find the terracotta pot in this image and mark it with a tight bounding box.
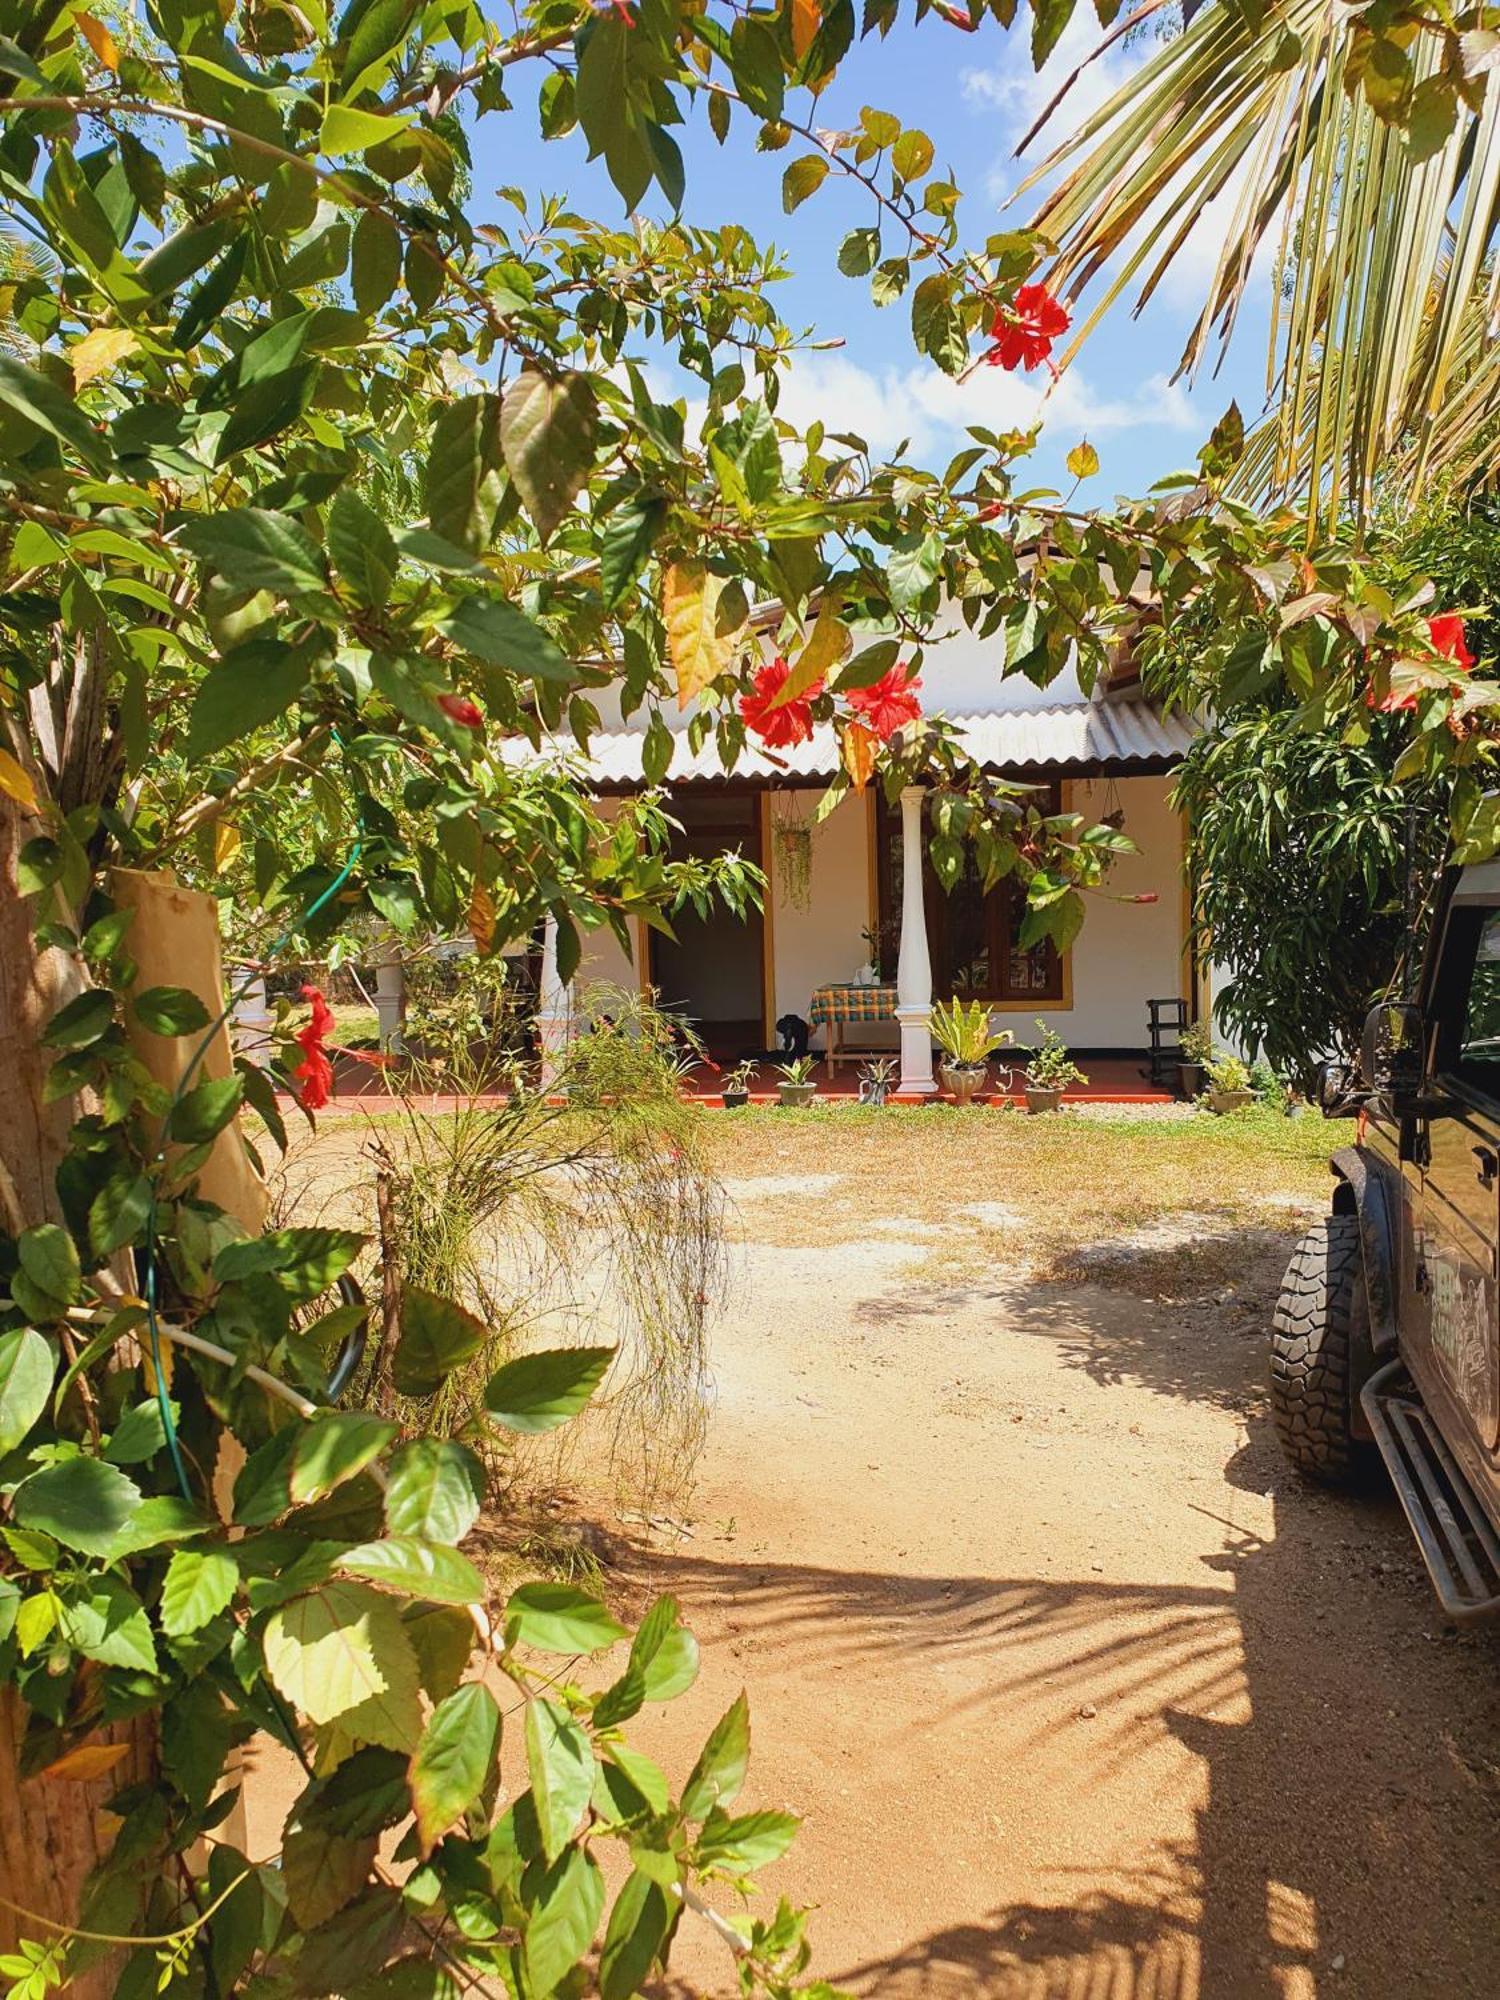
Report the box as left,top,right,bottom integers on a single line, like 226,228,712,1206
940,1061,987,1105
1025,1085,1064,1114
722,1089,750,1108
777,1082,816,1108
1208,1087,1255,1115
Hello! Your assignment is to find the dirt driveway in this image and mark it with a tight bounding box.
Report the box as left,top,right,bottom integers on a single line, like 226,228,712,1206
611,1126,1500,1999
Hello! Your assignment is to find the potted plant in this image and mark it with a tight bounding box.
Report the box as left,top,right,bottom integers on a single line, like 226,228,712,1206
931,998,1014,1106
776,1054,818,1107
1204,1047,1256,1114
1176,1021,1212,1101
1023,1021,1087,1112
722,1059,759,1108
857,1054,898,1105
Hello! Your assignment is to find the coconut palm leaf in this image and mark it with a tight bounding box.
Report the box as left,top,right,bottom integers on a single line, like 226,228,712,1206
1020,0,1500,524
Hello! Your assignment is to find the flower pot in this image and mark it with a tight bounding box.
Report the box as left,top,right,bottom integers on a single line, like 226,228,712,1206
1025,1085,1064,1114
1208,1087,1255,1115
1175,1060,1206,1101
940,1060,988,1105
722,1088,750,1108
777,1082,816,1108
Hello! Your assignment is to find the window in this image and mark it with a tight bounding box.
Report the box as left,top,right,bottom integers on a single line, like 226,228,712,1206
875,786,1065,1004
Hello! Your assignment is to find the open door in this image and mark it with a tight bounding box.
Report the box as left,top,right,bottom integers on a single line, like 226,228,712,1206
648,791,766,1057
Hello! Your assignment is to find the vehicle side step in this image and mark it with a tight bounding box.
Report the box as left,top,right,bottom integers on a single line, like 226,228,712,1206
1361,1362,1500,1621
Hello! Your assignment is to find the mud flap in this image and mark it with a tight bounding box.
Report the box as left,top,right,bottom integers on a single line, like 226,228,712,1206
1330,1146,1399,1362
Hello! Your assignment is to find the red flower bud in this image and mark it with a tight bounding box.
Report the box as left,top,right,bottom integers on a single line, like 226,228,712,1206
438,692,484,730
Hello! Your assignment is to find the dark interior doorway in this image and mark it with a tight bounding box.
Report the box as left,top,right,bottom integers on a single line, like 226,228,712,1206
648,791,765,1053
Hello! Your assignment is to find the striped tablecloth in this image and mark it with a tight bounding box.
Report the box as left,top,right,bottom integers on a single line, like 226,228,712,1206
809,983,898,1027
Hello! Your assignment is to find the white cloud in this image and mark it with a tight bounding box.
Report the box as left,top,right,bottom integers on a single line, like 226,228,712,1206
770,347,1198,467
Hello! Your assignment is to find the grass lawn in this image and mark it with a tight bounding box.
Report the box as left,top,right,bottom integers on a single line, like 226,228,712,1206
697,1102,1337,1296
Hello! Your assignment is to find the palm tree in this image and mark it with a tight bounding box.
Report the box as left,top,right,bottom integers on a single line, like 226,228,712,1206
1019,0,1500,526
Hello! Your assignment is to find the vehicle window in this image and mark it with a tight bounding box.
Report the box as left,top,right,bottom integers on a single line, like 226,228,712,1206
1459,911,1500,1090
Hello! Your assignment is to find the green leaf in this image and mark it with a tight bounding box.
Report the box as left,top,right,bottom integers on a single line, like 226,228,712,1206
680,1691,751,1821
499,368,598,543
524,1847,606,1998
504,1583,627,1655
484,1346,614,1433
282,1811,377,1930
133,985,213,1036
599,1871,671,2000
838,226,880,277
185,641,315,762
328,488,398,609
434,595,572,684
168,1073,244,1145
836,639,903,691
13,1458,141,1557
911,271,967,376
214,1227,365,1305
41,990,114,1050
600,495,665,610
291,1412,398,1505
263,1580,421,1734
892,128,934,182
17,1224,80,1305
337,1537,485,1605
89,1170,152,1256
0,353,103,466
630,1593,699,1700
160,1547,238,1637
525,1698,595,1862
55,1575,157,1672
321,103,412,155
351,208,402,315
410,1682,501,1853
424,394,505,555
696,1806,798,1875
782,155,829,212
383,1439,485,1545
393,1288,487,1398
0,1330,54,1455
103,1397,176,1465
178,509,327,597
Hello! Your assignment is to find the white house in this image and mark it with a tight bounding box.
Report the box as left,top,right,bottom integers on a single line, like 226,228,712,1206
517,605,1204,1097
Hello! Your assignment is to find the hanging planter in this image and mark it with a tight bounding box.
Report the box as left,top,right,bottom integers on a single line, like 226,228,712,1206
770,792,812,912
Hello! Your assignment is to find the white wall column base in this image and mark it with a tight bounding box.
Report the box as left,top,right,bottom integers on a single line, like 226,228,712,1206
896,1005,937,1095
372,958,405,1053
537,914,573,1092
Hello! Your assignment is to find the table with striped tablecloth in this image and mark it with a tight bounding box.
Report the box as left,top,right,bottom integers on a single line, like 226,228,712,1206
808,983,899,1073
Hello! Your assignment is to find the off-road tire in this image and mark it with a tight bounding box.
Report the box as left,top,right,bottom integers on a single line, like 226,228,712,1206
1270,1214,1362,1486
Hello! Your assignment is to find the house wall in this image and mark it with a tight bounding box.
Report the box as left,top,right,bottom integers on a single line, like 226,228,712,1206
767,789,872,1027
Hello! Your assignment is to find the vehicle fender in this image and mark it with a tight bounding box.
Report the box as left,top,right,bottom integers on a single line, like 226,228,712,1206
1329,1146,1399,1361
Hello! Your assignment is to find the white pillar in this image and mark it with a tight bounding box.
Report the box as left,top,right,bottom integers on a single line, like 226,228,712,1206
372,958,405,1052
895,784,936,1096
537,915,573,1091
229,969,274,1069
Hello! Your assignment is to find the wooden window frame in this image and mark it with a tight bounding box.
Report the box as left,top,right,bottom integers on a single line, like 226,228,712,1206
874,783,1069,1008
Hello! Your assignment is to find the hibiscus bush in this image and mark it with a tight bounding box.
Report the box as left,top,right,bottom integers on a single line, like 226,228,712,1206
0,0,1495,1994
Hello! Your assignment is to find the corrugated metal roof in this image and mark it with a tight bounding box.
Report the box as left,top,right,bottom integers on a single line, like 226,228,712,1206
504,697,1198,788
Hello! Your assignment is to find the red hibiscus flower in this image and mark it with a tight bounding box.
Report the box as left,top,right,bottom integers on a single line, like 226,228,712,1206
1429,614,1475,671
739,656,822,748
293,983,336,1111
848,664,923,741
985,283,1070,374
438,692,484,729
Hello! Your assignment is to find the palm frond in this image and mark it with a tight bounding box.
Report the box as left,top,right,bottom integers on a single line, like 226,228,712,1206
1021,0,1500,523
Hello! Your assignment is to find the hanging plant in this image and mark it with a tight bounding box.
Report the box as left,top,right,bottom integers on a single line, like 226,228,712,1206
772,799,813,912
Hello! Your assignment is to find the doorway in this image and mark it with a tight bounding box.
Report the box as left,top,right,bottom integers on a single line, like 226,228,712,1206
648,791,767,1056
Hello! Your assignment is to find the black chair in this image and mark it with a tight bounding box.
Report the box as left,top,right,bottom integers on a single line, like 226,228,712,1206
1147,996,1188,1084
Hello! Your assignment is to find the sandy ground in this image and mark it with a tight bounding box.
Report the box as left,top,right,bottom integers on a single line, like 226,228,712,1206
611,1193,1500,2000
247,1117,1500,1997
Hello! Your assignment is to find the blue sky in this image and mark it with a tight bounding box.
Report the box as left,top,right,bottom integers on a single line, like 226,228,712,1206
472,8,1273,500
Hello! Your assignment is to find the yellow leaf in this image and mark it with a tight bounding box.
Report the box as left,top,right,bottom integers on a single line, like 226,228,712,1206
42,1740,132,1782
468,880,496,955
0,747,39,813
772,590,848,707
841,720,877,790
791,0,821,59
663,560,742,710
76,12,119,70
1066,439,1100,480
214,821,242,870
72,327,138,390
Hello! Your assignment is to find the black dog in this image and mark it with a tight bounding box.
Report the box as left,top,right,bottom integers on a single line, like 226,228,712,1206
775,1013,811,1060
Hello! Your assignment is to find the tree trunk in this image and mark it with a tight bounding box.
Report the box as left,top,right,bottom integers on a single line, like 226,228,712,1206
0,793,157,1993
